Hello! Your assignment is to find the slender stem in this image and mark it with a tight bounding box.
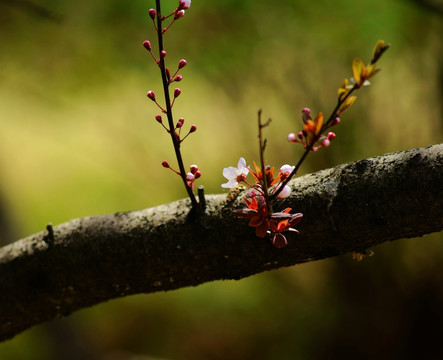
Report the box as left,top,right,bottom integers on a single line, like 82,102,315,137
257,110,273,215
155,0,198,208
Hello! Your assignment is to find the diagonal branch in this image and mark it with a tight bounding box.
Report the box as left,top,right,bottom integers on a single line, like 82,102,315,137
0,144,442,341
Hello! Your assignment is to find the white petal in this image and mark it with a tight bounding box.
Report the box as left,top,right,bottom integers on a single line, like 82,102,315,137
280,164,295,173
277,185,292,199
237,157,247,169
221,180,238,189
223,167,237,180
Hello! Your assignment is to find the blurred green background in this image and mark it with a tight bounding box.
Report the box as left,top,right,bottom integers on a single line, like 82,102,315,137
0,0,442,359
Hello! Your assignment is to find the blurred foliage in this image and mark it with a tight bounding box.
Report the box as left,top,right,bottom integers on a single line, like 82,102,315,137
0,0,442,359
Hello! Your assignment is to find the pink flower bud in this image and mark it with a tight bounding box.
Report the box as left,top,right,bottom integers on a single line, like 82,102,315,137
174,10,185,19
247,189,257,198
190,165,198,174
287,133,297,142
174,88,181,98
194,171,202,179
162,160,170,168
143,40,151,51
148,9,156,20
327,132,336,140
302,107,311,115
176,119,184,128
332,117,341,126
297,132,304,140
321,139,331,147
178,0,191,10
186,172,195,181
155,114,162,123
189,125,197,133
160,50,167,59
174,75,183,82
178,59,187,69
147,91,156,101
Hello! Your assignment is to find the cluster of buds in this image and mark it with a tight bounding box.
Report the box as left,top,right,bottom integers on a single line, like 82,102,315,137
154,114,197,143
147,0,191,34
222,158,303,248
287,108,337,151
143,41,187,84
186,164,202,189
288,40,389,153
144,0,201,199
163,161,201,190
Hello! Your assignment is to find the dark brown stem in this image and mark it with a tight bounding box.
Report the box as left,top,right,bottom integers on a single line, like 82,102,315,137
155,0,198,208
257,110,273,214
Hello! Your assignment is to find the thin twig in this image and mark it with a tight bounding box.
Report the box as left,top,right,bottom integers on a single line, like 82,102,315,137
155,0,198,208
257,110,273,215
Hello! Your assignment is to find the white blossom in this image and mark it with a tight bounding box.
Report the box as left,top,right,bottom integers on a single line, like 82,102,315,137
279,164,295,176
221,157,249,189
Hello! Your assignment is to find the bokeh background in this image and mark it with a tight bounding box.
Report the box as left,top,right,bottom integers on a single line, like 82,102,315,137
0,0,442,359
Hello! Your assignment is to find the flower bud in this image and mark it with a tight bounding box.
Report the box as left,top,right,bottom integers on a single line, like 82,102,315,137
178,0,191,10
148,9,156,20
174,75,183,82
297,132,304,140
143,40,151,51
247,189,257,198
160,50,167,59
287,133,297,142
176,118,184,128
178,59,187,69
194,171,202,179
321,139,330,147
155,114,162,123
189,125,197,133
327,132,336,140
162,160,170,168
147,91,156,101
174,10,185,19
185,172,195,181
190,164,198,174
331,117,341,126
174,88,181,98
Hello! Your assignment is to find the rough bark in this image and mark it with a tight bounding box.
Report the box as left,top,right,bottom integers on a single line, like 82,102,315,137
0,144,442,341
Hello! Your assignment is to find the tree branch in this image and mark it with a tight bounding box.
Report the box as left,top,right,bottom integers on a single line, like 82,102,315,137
1,144,442,341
